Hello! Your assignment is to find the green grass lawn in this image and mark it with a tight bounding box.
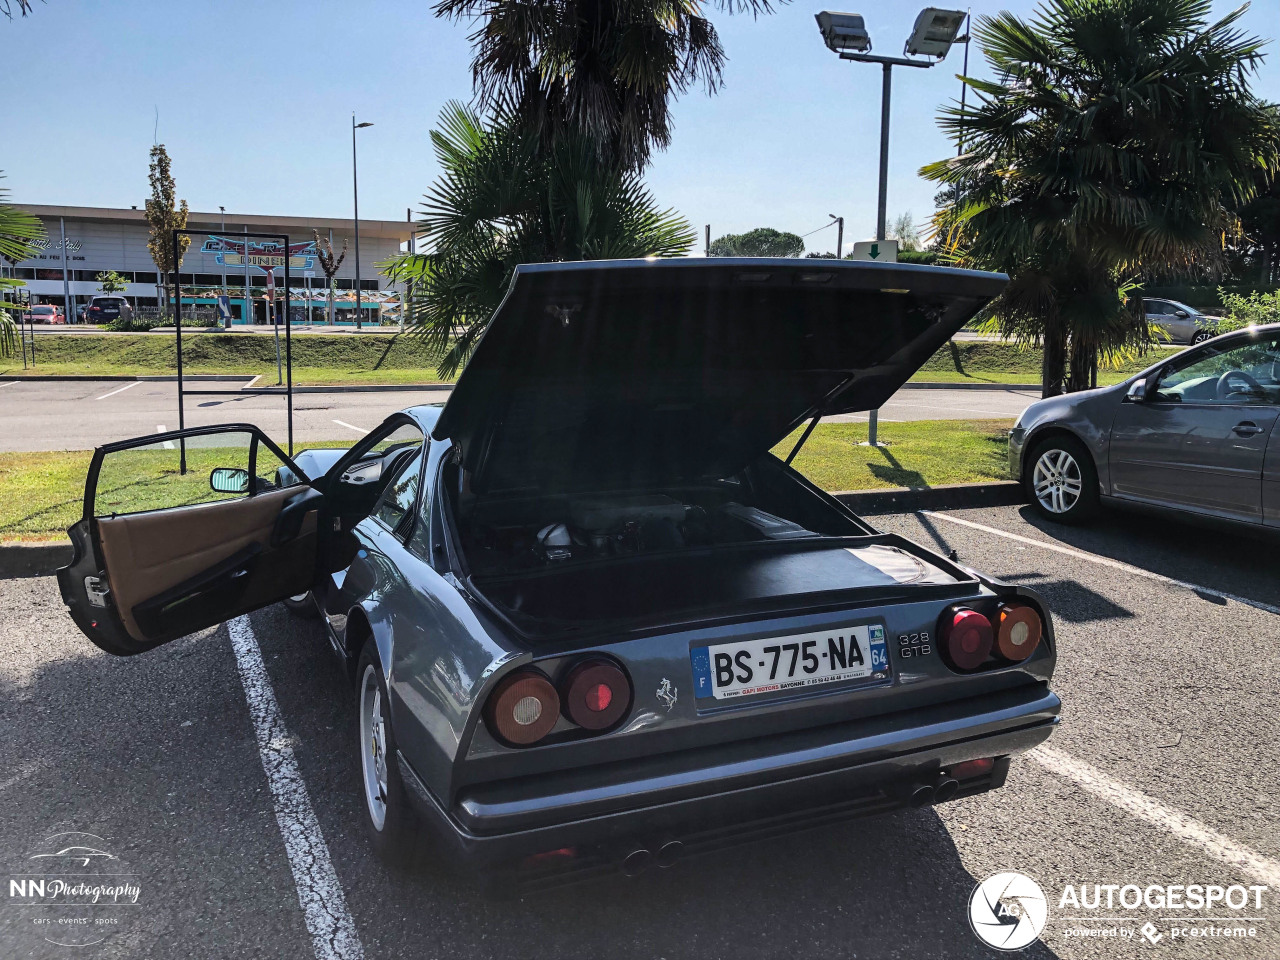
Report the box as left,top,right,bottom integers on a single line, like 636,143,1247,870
0,420,1014,542
1,333,444,385
2,333,1178,386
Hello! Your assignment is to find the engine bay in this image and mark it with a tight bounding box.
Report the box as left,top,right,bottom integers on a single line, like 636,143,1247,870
459,489,826,575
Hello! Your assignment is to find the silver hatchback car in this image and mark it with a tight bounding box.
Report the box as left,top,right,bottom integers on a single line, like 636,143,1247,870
1012,324,1280,527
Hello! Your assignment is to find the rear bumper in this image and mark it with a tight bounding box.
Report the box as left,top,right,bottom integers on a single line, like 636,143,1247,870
398,683,1060,879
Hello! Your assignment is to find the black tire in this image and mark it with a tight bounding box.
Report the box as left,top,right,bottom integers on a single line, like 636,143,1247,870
355,639,424,867
1023,434,1099,523
282,590,320,618
1193,330,1213,344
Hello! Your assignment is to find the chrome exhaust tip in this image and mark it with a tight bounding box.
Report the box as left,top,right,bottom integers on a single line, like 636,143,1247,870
934,777,960,803
909,783,936,807
621,848,653,877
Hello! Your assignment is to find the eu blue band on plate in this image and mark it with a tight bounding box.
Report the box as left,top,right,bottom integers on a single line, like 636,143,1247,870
690,646,713,698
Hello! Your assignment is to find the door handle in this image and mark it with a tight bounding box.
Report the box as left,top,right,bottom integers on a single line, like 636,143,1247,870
1232,421,1264,437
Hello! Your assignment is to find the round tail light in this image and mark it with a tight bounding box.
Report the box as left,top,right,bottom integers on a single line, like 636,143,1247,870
485,670,559,746
997,602,1042,661
560,659,631,731
942,608,993,670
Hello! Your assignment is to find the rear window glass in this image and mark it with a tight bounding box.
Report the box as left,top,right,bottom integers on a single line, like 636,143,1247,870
32,306,54,314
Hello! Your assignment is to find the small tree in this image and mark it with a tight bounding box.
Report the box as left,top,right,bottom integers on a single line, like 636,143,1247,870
0,173,43,358
709,228,804,258
144,144,190,316
314,230,348,326
887,212,920,252
95,270,128,294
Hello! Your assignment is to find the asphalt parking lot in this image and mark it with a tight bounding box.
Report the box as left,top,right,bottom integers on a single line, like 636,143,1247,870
2,503,1278,959
0,380,1041,451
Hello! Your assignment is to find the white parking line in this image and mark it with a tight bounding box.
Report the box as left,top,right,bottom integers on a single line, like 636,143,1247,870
228,616,364,960
95,381,141,401
920,510,1280,617
0,380,17,388
332,419,369,435
1032,745,1280,888
156,425,175,450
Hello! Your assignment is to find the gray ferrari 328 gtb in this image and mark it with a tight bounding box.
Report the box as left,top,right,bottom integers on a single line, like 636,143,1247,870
59,259,1060,885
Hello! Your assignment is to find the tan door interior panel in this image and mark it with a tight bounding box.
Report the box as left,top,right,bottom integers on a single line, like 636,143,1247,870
97,488,299,638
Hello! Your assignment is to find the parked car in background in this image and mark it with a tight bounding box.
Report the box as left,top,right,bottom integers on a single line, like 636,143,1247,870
58,259,1059,888
24,304,64,324
1012,324,1280,527
86,296,134,325
1144,297,1221,345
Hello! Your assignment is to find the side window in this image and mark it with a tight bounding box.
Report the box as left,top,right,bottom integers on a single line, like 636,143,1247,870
1145,300,1170,316
1154,338,1280,405
406,451,436,559
92,430,298,518
372,451,422,533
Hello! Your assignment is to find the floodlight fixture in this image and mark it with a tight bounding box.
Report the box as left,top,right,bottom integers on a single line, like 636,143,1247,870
904,7,967,59
815,12,871,54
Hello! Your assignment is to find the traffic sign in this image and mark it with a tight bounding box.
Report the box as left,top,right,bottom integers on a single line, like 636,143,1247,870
850,239,899,262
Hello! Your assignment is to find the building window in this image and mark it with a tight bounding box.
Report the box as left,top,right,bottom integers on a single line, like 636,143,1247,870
135,272,158,284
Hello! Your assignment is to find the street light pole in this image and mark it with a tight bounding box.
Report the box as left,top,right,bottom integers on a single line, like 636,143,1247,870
352,115,373,329
817,9,967,448
219,206,229,329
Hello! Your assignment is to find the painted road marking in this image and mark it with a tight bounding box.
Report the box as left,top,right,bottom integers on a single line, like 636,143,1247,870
156,425,175,450
920,510,1280,617
1032,745,1280,888
0,380,17,388
94,381,141,400
332,419,369,435
228,616,364,960
242,374,262,389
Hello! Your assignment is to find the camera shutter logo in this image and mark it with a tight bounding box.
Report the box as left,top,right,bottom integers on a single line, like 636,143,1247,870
969,872,1049,951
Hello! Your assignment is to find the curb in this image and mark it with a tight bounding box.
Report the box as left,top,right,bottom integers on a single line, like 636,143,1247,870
902,381,1036,391
0,482,1024,578
0,541,72,579
0,376,1033,393
834,481,1023,515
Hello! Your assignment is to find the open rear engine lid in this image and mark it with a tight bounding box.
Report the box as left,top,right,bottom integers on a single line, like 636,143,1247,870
435,258,1007,494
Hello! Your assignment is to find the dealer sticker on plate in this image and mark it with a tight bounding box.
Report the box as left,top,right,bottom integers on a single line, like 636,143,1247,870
691,624,888,700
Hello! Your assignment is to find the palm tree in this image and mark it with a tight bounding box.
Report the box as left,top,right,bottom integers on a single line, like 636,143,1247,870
432,0,781,172
923,0,1280,396
0,174,44,359
386,102,695,375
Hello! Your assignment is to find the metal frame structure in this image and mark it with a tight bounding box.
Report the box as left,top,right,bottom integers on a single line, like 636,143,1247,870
170,228,294,472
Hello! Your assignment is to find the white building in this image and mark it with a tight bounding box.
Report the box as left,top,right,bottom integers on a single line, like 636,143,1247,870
12,204,415,324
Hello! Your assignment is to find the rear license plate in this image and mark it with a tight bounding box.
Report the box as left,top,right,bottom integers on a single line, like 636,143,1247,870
691,624,888,700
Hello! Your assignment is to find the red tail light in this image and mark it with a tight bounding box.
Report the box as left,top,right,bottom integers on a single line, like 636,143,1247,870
996,602,1042,661
560,659,631,731
484,670,559,746
941,607,993,670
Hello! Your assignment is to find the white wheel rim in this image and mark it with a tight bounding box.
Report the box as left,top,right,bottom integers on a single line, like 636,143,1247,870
1032,448,1083,514
359,664,389,831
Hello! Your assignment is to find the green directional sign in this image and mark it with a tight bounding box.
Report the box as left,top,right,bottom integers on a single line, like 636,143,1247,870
850,239,898,263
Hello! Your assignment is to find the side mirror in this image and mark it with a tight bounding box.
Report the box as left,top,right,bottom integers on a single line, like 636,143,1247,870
1126,378,1150,403
210,467,250,494
1174,310,1190,318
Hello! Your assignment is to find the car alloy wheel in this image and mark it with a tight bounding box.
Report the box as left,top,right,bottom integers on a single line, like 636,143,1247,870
1193,331,1212,343
1032,448,1083,515
359,663,390,831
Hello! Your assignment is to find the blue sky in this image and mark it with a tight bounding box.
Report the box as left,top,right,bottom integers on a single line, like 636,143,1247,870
5,0,1279,255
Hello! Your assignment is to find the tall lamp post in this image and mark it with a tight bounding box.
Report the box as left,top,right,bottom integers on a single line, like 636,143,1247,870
219,205,230,329
352,115,373,329
816,8,967,446
828,213,844,259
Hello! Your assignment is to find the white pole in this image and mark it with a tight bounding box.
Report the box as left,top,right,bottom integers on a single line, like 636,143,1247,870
59,217,72,324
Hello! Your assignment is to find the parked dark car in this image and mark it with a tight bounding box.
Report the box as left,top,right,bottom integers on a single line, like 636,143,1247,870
1012,324,1280,526
58,259,1060,885
86,295,133,325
